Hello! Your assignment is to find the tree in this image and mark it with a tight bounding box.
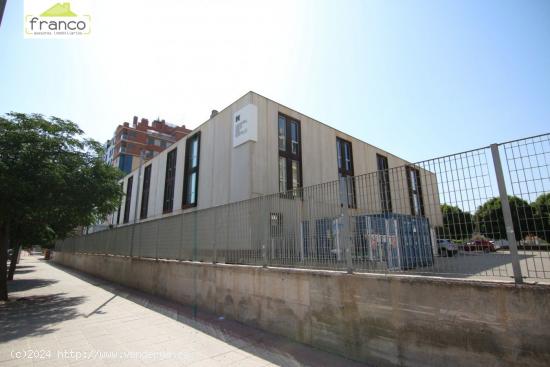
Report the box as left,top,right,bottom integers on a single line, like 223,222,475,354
474,196,534,241
0,112,123,300
531,193,550,242
438,204,474,241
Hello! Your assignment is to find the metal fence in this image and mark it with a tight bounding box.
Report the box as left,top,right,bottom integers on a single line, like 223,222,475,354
56,134,550,284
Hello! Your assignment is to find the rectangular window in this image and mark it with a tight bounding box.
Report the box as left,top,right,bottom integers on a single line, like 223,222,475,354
290,121,299,155
291,160,299,189
163,148,177,213
278,116,286,151
377,154,392,212
183,132,201,208
140,164,152,219
279,157,286,192
123,176,133,224
336,137,356,207
278,114,302,195
116,182,123,225
406,166,424,216
147,137,154,145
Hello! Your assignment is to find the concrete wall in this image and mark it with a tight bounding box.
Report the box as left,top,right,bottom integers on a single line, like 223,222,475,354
54,252,550,367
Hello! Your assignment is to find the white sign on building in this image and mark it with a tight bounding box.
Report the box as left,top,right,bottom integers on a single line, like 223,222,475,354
233,104,258,148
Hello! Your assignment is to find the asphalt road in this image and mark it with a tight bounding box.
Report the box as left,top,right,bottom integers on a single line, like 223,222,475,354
409,249,550,283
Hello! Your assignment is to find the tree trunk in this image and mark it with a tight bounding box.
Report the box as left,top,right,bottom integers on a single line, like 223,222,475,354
7,244,20,281
0,223,9,301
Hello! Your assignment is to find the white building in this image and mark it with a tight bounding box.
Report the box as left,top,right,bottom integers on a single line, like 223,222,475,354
108,91,442,228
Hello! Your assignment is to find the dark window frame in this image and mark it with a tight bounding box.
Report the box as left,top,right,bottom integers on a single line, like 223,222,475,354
182,132,201,209
406,166,424,216
163,148,178,213
376,154,392,212
140,164,152,219
116,182,123,225
336,137,356,208
123,176,133,224
278,113,303,197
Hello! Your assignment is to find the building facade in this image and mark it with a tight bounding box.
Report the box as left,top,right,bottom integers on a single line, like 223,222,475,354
103,116,191,174
109,92,442,229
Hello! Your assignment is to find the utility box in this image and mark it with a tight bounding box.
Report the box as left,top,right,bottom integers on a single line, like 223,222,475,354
355,213,434,270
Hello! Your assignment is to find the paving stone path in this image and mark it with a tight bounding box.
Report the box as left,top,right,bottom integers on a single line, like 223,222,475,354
0,255,366,367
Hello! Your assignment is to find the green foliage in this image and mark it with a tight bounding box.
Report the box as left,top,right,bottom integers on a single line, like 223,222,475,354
438,194,549,243
474,196,534,241
0,112,123,246
531,193,550,242
439,204,474,241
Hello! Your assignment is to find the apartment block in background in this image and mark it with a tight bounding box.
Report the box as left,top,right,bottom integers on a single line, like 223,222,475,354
103,116,191,173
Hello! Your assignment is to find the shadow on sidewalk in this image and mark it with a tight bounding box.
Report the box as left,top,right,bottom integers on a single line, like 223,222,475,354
49,261,367,367
13,269,37,275
0,293,86,343
7,278,59,293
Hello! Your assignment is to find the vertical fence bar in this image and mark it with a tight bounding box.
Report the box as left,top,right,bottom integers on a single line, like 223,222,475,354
178,214,185,261
339,177,354,273
60,133,549,282
155,220,160,261
261,197,268,268
491,144,523,284
213,207,218,264
129,223,135,258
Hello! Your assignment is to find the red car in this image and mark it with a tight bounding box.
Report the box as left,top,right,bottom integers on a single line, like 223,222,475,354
463,239,496,252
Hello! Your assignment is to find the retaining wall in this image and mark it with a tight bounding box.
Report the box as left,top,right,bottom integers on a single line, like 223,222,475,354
53,252,550,367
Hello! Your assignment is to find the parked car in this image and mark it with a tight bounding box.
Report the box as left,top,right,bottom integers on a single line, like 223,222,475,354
492,239,510,250
464,239,496,252
436,239,458,257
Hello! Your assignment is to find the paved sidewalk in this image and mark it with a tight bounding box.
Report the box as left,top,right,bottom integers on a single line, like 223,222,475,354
0,256,366,367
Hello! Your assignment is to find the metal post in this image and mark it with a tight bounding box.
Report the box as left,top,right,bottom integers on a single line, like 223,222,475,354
155,219,160,261
491,144,523,284
178,213,185,261
262,243,267,268
129,151,144,258
213,242,218,264
339,177,354,274
262,198,268,268
213,208,217,264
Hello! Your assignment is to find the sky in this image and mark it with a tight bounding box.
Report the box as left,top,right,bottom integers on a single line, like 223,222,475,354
0,0,549,163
